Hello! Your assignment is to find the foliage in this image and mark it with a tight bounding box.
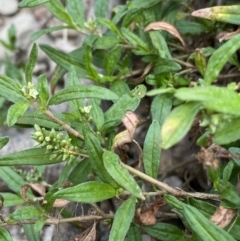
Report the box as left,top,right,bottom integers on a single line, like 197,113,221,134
1,0,240,240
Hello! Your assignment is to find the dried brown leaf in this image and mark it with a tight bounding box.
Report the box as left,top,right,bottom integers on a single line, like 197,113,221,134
216,27,240,42
52,199,70,208
21,183,46,202
144,21,186,47
191,8,213,20
70,222,96,241
210,205,237,228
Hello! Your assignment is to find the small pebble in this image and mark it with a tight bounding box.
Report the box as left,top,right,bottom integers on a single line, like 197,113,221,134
0,0,18,15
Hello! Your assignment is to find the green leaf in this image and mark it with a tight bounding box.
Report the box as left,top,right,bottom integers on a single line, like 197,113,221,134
109,197,136,241
229,216,240,240
0,227,13,241
39,44,87,77
175,86,240,115
97,18,122,37
0,193,24,207
37,74,49,109
54,181,116,203
110,80,130,97
9,206,42,221
0,137,9,150
143,121,161,178
183,204,236,241
154,58,181,75
23,224,41,241
25,43,38,83
151,94,172,126
18,0,49,8
30,26,71,41
223,161,234,185
229,147,240,165
7,101,30,127
148,31,171,59
103,151,145,200
121,28,149,51
89,99,105,130
94,0,109,18
0,147,63,166
48,84,118,105
213,117,240,144
17,111,61,129
204,34,240,85
45,0,74,26
66,0,85,29
104,45,122,75
127,223,142,241
164,194,183,210
142,223,185,241
130,0,162,9
83,127,119,188
94,36,119,49
68,159,92,185
0,75,27,103
34,217,47,232
161,102,201,149
66,66,84,113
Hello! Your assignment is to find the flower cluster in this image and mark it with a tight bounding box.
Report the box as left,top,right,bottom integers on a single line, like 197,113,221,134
31,124,79,162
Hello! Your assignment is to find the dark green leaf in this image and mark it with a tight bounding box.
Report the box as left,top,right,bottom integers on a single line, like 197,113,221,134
83,127,119,188
16,111,62,129
67,0,85,29
18,0,49,8
94,0,109,18
7,101,30,127
89,99,105,130
68,159,92,185
143,121,161,178
37,74,49,109
54,181,116,203
175,86,240,115
30,26,71,41
39,44,87,77
23,224,41,241
110,80,130,97
127,223,142,241
154,58,181,74
49,84,119,105
103,151,145,200
25,43,38,83
204,34,240,85
223,161,234,185
104,45,122,75
109,197,136,241
151,94,172,126
0,193,24,207
0,147,63,166
183,204,236,241
0,227,13,241
161,102,201,149
0,137,9,150
229,216,240,240
45,0,74,26
213,117,240,144
94,36,119,49
9,206,42,221
229,147,240,165
143,223,184,241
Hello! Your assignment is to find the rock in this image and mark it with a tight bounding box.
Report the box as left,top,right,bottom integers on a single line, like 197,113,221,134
0,0,18,15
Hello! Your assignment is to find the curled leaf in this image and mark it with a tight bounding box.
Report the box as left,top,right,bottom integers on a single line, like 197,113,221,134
21,183,46,202
145,21,186,47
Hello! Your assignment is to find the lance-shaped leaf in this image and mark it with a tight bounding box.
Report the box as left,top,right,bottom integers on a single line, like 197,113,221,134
18,0,49,8
103,151,145,200
89,99,105,130
0,227,14,241
94,0,109,18
0,193,24,207
48,84,118,105
109,197,136,241
66,0,85,29
7,101,30,127
23,224,41,241
97,17,122,37
183,204,236,241
37,74,49,109
25,43,38,83
161,102,201,149
0,137,9,150
192,5,240,25
175,86,240,115
203,34,240,85
54,181,116,203
127,223,142,241
9,206,43,221
83,127,119,188
142,223,185,241
143,120,161,178
0,147,63,166
94,36,119,49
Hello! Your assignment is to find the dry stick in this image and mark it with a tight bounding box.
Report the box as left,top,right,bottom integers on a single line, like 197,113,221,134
121,162,221,201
